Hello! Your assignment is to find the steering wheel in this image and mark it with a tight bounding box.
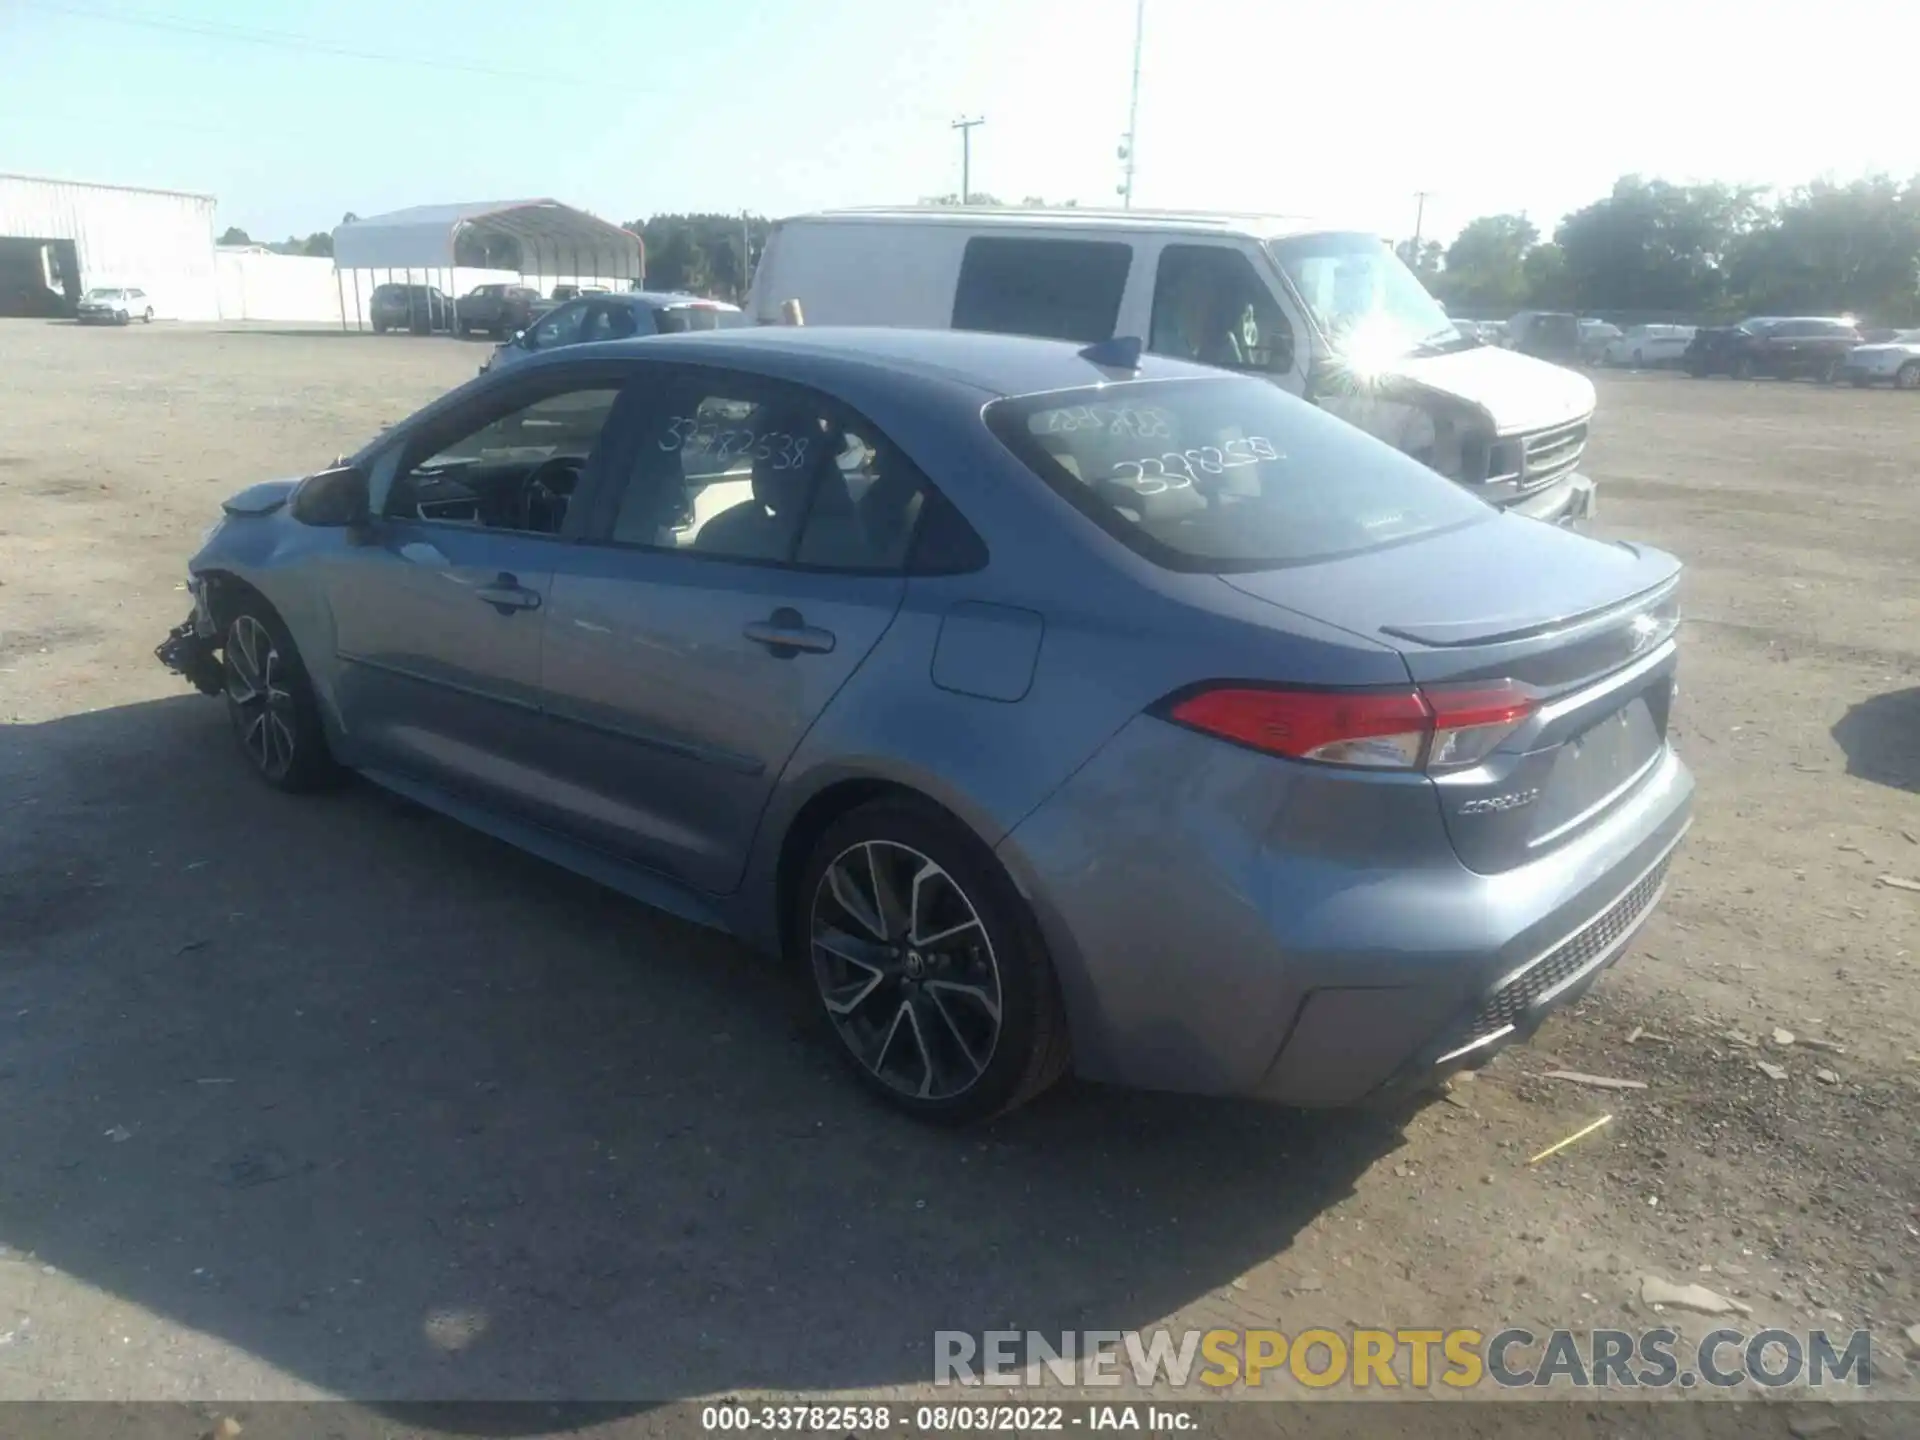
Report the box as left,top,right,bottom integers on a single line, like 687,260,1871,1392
521,454,584,533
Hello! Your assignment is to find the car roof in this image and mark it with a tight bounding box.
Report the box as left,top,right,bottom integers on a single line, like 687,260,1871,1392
519,324,1228,399
785,206,1341,242
618,290,742,311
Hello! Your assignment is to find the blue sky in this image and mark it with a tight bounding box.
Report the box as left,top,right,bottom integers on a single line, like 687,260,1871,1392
2,0,1911,246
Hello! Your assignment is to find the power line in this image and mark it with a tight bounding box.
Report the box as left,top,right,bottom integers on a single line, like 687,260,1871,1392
20,0,551,81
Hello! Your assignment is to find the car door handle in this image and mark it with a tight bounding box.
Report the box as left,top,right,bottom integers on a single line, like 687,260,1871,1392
475,572,543,614
744,607,836,656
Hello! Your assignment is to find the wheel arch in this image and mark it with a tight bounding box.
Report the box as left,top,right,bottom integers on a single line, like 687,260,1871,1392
767,774,998,965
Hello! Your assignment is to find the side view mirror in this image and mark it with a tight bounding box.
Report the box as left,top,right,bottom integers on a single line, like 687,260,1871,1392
514,329,531,348
290,464,370,528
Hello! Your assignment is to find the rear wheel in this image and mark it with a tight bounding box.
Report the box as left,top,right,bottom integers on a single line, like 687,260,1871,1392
1897,362,1920,391
141,307,153,323
1732,354,1755,380
222,604,339,792
798,799,1070,1124
1819,357,1842,384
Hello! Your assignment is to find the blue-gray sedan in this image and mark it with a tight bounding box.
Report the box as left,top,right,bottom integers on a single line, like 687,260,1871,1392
157,327,1692,1124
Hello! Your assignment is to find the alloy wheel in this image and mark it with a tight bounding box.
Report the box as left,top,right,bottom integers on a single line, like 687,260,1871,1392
225,615,297,781
810,839,1004,1101
1899,363,1920,390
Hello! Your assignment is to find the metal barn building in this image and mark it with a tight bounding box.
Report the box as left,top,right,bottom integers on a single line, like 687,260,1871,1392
0,173,219,321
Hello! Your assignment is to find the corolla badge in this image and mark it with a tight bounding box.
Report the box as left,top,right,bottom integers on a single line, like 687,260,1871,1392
1458,789,1541,815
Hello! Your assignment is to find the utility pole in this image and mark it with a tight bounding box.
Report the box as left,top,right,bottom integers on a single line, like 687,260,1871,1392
1412,190,1432,252
1118,0,1145,208
952,116,985,204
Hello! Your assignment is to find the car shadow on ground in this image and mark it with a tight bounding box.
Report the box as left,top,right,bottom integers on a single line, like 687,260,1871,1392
0,695,1408,1418
1830,686,1920,794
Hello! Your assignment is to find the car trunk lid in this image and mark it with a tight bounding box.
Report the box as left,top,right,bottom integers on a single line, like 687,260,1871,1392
1220,517,1682,872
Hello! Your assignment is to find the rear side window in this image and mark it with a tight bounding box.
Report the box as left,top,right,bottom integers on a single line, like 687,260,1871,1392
983,376,1490,572
654,306,746,334
951,236,1132,343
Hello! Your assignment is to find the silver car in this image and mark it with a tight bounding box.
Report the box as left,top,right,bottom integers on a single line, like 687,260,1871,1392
1841,329,1920,388
157,328,1692,1124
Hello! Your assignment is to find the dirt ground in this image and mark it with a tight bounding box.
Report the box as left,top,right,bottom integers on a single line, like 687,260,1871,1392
0,321,1915,1420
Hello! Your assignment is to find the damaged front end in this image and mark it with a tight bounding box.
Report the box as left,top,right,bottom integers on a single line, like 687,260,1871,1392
154,580,225,696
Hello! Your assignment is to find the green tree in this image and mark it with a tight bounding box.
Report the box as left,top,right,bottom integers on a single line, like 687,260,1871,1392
1394,238,1443,283
218,226,251,246
1726,176,1920,323
1442,214,1537,312
1554,176,1764,314
1521,241,1571,308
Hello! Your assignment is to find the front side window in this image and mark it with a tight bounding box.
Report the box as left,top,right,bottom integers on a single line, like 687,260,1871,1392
607,377,939,571
654,305,747,334
1148,245,1293,375
1268,232,1455,359
527,300,590,350
984,376,1489,572
951,236,1132,344
578,302,641,343
385,384,624,534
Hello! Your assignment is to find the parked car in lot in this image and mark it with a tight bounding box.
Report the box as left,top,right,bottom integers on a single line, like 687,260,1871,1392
1578,320,1623,365
457,283,541,338
76,286,152,325
1505,311,1583,364
479,291,744,374
156,326,1691,1123
1840,328,1920,388
1600,325,1697,368
1685,317,1860,381
750,209,1600,527
370,283,453,335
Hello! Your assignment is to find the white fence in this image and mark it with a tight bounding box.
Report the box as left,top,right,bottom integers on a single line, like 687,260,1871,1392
215,251,635,327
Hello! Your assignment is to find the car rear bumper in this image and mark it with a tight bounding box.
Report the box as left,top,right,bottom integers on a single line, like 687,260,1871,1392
999,713,1692,1106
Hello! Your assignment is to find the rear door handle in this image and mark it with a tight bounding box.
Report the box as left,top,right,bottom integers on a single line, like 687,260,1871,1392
744,606,836,656
475,571,543,615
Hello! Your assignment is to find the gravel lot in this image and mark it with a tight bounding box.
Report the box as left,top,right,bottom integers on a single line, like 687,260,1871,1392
0,322,1915,1419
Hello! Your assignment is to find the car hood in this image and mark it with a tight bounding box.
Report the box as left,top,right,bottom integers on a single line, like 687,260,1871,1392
1851,342,1920,358
1380,344,1596,435
221,477,302,516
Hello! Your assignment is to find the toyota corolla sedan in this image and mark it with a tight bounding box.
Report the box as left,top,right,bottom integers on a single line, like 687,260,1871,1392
156,328,1692,1124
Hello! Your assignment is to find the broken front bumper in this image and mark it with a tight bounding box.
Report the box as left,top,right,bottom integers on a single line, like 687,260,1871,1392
155,581,224,695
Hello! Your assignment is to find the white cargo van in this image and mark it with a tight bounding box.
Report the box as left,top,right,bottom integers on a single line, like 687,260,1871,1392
748,208,1598,525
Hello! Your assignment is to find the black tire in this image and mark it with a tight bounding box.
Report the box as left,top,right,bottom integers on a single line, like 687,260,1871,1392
1819,357,1842,384
1732,354,1755,380
1897,361,1920,391
372,320,388,335
1631,349,1644,367
796,798,1071,1124
221,601,340,793
141,308,153,324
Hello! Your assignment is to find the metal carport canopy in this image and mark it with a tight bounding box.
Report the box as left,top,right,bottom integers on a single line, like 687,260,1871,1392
332,199,642,275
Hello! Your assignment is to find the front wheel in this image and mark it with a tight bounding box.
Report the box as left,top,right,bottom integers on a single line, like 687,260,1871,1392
141,307,153,323
798,799,1071,1124
1897,362,1920,391
1732,354,1755,380
1819,357,1842,384
222,605,339,792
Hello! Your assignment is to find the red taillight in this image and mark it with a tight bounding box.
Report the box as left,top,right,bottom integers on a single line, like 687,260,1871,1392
1167,680,1537,772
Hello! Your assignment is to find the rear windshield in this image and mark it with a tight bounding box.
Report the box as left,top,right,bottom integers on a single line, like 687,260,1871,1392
653,306,747,334
982,376,1491,572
